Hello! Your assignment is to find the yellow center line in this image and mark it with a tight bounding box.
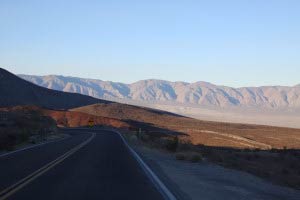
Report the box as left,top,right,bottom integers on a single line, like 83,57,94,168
0,132,96,200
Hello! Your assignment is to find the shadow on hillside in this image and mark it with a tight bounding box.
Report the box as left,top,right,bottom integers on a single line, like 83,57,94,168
123,119,189,137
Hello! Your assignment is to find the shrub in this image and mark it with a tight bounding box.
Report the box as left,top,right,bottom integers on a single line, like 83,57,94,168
5,143,15,151
20,129,30,142
245,155,252,161
165,136,179,152
253,153,260,159
178,139,193,151
30,139,37,144
175,152,202,162
189,153,202,163
175,153,186,161
200,146,214,156
213,154,224,163
128,134,138,144
0,132,17,151
140,133,150,142
270,148,278,153
289,162,298,169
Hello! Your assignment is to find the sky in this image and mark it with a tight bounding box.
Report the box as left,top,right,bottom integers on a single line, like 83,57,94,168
0,0,299,87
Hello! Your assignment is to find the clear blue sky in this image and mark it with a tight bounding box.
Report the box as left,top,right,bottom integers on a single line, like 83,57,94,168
0,0,299,87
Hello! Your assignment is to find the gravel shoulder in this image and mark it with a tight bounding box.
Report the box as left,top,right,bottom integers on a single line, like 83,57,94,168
135,146,300,200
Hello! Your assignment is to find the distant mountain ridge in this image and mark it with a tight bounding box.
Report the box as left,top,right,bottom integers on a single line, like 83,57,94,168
19,74,300,109
0,68,108,109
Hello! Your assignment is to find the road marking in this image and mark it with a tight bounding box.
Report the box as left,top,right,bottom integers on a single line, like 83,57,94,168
113,130,177,200
0,132,95,200
0,136,69,158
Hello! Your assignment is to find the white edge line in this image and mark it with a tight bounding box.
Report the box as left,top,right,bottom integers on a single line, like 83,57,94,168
113,130,177,200
0,136,69,158
38,128,177,199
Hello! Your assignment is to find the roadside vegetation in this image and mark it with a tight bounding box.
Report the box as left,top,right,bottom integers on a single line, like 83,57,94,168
0,110,57,151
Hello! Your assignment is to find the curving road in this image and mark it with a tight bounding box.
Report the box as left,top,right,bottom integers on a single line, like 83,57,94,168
0,129,165,200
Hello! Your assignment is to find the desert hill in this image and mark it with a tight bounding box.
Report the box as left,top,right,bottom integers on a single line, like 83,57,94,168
0,68,108,109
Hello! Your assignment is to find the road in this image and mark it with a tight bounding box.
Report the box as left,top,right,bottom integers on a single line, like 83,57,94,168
0,129,165,200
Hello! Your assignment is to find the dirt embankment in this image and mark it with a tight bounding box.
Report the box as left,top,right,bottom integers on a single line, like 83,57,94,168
0,105,130,129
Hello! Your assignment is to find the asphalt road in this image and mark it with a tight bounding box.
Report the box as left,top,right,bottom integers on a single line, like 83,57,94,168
0,129,165,200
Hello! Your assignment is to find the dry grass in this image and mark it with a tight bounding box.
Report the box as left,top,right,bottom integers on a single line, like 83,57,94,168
175,152,203,162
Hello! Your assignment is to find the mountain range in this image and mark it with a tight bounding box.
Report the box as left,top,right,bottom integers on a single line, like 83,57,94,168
19,74,300,109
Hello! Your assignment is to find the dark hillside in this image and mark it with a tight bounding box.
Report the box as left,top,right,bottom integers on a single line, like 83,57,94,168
0,68,109,109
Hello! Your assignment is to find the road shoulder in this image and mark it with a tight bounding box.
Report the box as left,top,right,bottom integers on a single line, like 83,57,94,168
134,145,300,200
